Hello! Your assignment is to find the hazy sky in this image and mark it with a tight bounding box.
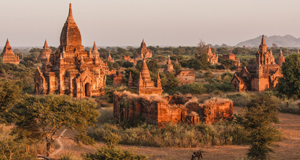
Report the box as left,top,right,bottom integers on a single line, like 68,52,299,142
1,0,300,47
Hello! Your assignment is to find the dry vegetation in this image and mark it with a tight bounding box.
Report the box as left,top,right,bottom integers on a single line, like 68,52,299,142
36,107,300,160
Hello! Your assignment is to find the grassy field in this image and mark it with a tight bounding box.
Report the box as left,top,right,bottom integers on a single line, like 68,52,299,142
44,107,300,160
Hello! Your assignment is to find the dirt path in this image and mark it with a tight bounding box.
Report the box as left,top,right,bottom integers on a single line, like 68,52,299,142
52,108,300,160
50,129,67,157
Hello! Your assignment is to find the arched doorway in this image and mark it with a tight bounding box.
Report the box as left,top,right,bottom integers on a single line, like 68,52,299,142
85,83,91,97
35,83,40,94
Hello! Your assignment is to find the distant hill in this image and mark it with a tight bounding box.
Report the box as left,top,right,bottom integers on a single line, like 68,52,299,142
236,35,300,48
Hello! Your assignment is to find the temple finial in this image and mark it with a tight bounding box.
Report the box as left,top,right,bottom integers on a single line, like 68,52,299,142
44,39,49,49
67,3,74,22
261,35,266,45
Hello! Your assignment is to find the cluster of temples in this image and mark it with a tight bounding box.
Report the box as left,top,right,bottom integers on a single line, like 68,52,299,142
231,35,284,92
34,4,108,98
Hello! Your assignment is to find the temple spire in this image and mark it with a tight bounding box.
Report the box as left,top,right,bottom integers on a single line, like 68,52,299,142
67,3,75,23
44,39,49,49
6,38,10,46
280,49,283,56
167,55,171,64
261,35,266,45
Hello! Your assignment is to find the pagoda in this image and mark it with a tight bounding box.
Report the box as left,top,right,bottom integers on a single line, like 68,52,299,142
1,39,20,64
139,39,152,58
207,46,218,64
128,58,163,95
164,56,174,73
38,39,52,60
34,4,108,98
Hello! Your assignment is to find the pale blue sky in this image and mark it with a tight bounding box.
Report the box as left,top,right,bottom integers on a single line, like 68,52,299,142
0,0,300,47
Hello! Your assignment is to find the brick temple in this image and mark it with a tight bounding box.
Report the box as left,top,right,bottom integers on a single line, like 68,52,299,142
1,39,20,64
128,58,163,96
34,4,108,98
113,91,233,127
222,52,240,66
164,56,174,73
277,49,285,66
231,35,283,92
139,39,152,58
176,69,196,86
107,52,114,63
38,39,52,60
207,46,218,64
124,55,137,65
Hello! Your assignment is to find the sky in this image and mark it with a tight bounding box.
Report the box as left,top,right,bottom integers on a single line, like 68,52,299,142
0,0,300,47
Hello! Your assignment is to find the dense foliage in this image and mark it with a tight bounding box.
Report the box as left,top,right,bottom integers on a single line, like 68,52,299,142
5,94,99,156
277,53,300,98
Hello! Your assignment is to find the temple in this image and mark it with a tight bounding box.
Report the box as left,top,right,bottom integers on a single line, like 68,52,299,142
1,39,20,64
231,35,283,92
128,58,163,96
277,49,285,66
112,70,123,85
222,52,240,66
34,4,108,98
107,52,114,63
207,46,218,64
124,55,137,65
38,39,52,60
139,39,152,58
164,56,174,73
176,69,196,86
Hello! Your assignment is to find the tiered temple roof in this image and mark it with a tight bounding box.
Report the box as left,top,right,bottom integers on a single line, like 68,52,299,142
1,39,19,64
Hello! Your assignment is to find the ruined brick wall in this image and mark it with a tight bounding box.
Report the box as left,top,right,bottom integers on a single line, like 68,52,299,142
176,70,195,86
113,91,233,127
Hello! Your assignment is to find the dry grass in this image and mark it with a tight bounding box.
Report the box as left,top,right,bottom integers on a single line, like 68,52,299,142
50,107,300,160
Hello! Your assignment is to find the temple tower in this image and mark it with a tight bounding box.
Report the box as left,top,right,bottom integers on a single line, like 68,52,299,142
1,39,20,64
38,39,52,60
277,49,285,66
164,56,174,73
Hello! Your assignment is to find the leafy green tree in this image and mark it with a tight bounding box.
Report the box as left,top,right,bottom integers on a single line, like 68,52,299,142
277,53,300,98
0,131,33,160
173,62,181,74
122,61,134,68
195,40,211,69
135,60,143,71
6,94,99,157
221,59,236,69
187,58,201,71
160,72,179,94
0,80,22,116
147,59,159,73
236,94,281,160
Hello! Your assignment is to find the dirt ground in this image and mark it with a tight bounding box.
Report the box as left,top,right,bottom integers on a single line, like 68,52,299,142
52,107,300,160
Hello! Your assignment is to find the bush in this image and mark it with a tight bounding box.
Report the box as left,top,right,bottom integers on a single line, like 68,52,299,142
204,71,213,78
82,146,147,160
176,83,206,95
88,121,249,148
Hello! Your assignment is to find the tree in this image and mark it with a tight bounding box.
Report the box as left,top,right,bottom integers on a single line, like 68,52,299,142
122,61,134,68
236,94,281,160
147,59,159,73
187,58,201,70
160,72,179,94
277,53,300,98
195,40,211,69
221,59,236,69
6,94,99,157
0,80,22,116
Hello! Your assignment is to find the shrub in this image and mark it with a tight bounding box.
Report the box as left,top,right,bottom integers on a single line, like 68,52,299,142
82,146,147,160
176,83,206,95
